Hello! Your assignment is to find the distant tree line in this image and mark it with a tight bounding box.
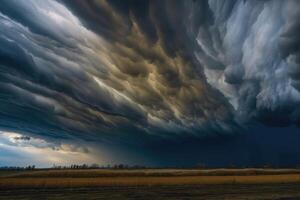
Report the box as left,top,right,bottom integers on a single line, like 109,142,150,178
0,165,35,170
1,163,299,170
51,163,148,170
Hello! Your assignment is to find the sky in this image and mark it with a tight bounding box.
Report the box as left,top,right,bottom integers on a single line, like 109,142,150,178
0,0,300,168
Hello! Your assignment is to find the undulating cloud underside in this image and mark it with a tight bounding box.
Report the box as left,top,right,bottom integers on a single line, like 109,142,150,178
0,0,299,146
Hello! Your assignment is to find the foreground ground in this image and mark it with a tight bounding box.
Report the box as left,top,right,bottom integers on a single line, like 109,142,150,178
1,169,300,199
1,184,300,200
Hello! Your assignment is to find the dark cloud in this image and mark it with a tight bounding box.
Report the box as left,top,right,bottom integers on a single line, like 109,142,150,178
279,0,300,98
13,136,31,141
0,0,299,155
196,0,300,127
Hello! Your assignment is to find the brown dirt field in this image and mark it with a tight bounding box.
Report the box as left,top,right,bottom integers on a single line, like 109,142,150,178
1,184,300,200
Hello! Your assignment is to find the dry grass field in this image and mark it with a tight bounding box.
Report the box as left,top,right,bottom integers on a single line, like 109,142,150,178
1,169,300,199
2,168,300,178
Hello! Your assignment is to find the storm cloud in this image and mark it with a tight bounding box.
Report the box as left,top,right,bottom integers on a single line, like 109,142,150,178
0,0,299,151
197,0,300,127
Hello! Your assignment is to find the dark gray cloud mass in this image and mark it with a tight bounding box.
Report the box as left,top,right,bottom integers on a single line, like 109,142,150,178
0,0,299,149
200,0,300,127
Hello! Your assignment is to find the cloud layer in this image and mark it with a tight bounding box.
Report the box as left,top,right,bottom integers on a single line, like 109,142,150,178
0,0,299,150
0,131,95,167
198,0,300,126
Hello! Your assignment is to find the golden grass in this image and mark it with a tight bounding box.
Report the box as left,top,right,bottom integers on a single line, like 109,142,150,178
1,174,300,189
2,169,300,189
3,168,300,178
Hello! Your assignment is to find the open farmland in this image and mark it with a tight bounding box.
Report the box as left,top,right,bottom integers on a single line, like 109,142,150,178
1,169,300,199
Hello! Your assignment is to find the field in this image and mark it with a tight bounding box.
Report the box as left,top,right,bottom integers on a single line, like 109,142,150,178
1,169,300,199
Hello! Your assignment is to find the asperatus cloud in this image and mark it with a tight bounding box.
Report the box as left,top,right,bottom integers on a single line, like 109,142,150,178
0,0,300,167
